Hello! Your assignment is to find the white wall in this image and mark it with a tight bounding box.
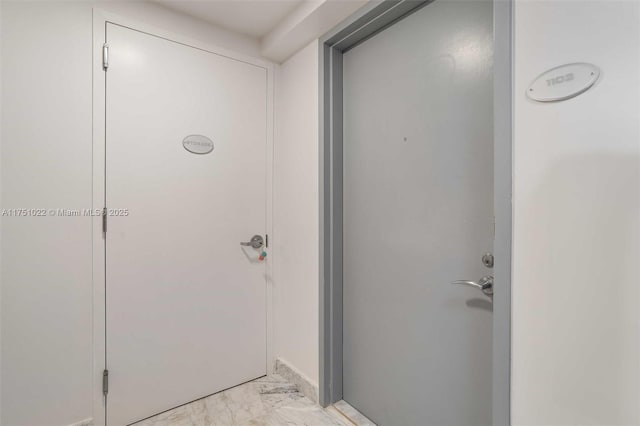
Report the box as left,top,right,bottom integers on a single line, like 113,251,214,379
261,0,367,62
273,40,320,385
512,1,640,424
0,2,260,425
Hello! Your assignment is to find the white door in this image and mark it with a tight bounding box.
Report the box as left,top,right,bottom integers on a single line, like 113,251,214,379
105,23,268,425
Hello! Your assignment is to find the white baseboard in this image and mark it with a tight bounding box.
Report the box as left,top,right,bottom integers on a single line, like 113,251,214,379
274,358,319,404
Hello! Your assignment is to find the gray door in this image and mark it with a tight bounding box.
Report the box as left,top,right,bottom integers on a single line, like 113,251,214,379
342,1,494,425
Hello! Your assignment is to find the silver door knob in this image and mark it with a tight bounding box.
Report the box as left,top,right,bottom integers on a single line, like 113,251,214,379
240,235,264,249
451,275,493,296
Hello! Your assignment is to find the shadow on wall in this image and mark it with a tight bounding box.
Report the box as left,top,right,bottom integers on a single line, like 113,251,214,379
518,151,640,424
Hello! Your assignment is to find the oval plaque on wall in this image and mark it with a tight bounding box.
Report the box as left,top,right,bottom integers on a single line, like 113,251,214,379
527,63,600,102
183,135,214,155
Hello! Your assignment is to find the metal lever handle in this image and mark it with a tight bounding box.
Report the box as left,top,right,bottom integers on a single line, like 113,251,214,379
451,280,483,290
240,235,264,249
451,275,494,296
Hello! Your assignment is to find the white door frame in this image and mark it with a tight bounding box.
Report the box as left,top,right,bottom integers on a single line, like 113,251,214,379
91,10,275,425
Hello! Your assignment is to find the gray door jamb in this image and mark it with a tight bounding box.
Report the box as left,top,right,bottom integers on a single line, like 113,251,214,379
318,2,513,425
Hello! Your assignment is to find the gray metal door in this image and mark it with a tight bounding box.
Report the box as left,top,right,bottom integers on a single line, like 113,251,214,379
342,1,494,425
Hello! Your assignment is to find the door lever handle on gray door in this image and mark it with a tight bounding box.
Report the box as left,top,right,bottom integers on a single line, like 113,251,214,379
240,235,264,249
451,275,494,296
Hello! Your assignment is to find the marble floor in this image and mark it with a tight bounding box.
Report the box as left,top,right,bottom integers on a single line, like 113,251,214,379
133,374,365,426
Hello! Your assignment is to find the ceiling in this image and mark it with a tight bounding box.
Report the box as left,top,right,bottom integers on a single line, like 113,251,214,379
155,0,304,38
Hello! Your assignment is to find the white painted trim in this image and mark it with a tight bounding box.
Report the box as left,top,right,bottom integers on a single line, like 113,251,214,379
92,10,107,425
275,358,319,404
97,9,271,70
92,8,275,425
265,54,276,376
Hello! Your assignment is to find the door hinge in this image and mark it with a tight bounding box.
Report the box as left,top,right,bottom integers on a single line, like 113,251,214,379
102,369,109,396
102,43,109,71
102,207,107,234
265,234,269,248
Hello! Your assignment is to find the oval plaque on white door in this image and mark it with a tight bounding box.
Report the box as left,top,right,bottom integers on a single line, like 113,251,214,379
183,134,214,154
527,63,600,102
